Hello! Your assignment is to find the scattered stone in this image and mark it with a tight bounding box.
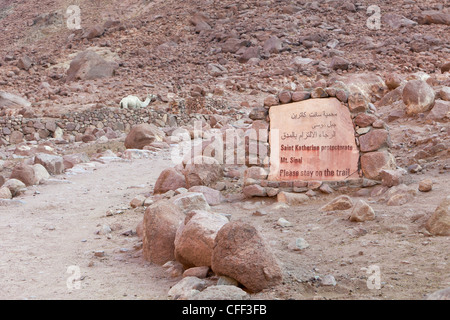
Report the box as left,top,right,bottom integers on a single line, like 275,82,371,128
124,124,165,149
188,186,223,206
278,90,292,104
217,276,239,286
287,238,309,251
277,218,292,227
183,266,210,279
319,184,334,194
402,80,435,115
34,153,64,175
319,195,353,212
0,186,12,199
425,196,450,236
130,195,146,208
418,179,433,192
17,55,32,70
384,184,417,206
183,156,223,188
264,95,279,107
211,221,283,293
190,285,249,300
10,163,39,186
277,191,309,205
426,100,450,122
163,261,185,278
320,275,337,286
66,50,118,82
426,287,450,300
154,167,187,194
359,129,391,152
3,179,26,197
167,276,206,300
349,200,376,222
361,151,397,180
380,168,407,187
243,184,267,197
171,192,211,214
0,91,31,109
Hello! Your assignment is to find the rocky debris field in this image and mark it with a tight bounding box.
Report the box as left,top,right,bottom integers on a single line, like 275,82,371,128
0,0,449,300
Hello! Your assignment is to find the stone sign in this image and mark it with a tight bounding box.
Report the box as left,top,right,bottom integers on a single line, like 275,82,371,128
268,98,359,181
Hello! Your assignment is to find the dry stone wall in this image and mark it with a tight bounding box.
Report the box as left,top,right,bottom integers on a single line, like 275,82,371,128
0,107,207,145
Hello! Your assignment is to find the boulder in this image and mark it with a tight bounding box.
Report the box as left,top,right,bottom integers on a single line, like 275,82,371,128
418,11,450,25
359,129,391,152
383,184,417,206
0,186,12,199
426,196,450,236
154,168,187,194
243,184,267,197
402,80,435,115
124,124,165,149
66,50,118,82
277,192,309,205
34,153,64,175
361,151,397,180
188,186,223,206
63,153,90,169
183,156,223,188
380,168,407,187
175,210,229,268
349,200,375,222
426,100,449,122
142,200,184,265
0,91,31,109
319,195,353,212
211,221,283,293
10,163,39,186
418,179,433,192
3,179,26,197
171,192,211,214
263,36,283,54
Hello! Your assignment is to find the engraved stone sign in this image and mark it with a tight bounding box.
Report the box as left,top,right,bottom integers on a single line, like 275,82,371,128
268,98,359,181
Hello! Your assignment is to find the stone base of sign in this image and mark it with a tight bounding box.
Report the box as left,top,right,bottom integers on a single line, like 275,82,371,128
244,84,396,197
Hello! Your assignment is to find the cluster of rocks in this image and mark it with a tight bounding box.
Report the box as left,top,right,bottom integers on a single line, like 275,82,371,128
133,191,283,299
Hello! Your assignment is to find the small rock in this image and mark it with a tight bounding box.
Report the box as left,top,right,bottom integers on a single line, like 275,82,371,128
277,191,309,205
130,195,146,208
167,276,206,300
349,200,376,222
418,179,433,192
321,275,337,286
277,218,292,227
183,266,210,279
319,195,353,212
287,238,309,251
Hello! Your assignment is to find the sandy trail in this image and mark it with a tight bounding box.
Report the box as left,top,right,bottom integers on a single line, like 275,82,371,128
0,152,175,300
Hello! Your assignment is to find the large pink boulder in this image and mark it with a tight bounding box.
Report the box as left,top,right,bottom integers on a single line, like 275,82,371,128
154,168,187,194
142,200,184,265
174,210,229,268
211,221,283,293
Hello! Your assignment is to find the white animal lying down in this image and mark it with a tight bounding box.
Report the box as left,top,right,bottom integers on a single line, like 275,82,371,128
119,94,156,109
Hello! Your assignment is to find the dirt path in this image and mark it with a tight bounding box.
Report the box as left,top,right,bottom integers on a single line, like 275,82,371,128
0,151,176,300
